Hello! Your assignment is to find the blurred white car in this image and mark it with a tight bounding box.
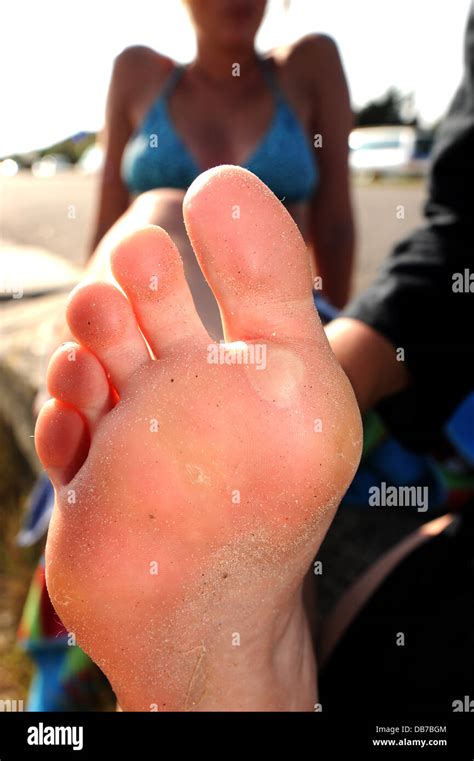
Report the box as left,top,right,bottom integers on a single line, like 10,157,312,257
78,144,104,174
31,154,71,178
349,126,432,179
0,158,19,177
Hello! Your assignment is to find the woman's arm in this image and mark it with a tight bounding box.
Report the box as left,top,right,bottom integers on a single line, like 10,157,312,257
300,35,355,309
325,317,410,412
87,49,136,259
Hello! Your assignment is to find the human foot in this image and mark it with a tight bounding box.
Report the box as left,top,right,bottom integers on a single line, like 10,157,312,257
35,166,362,711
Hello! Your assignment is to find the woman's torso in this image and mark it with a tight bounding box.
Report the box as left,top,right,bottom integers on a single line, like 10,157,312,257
120,45,320,235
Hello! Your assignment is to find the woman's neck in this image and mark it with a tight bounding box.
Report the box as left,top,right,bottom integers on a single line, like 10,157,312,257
192,38,260,84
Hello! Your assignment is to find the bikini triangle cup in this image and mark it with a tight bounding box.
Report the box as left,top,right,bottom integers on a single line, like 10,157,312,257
121,57,318,203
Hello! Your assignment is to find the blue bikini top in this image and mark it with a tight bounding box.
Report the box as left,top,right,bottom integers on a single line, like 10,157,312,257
121,58,318,203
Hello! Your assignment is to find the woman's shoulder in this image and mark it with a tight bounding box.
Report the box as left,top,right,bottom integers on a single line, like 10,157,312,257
112,45,176,87
109,46,179,125
273,34,343,91
282,33,340,62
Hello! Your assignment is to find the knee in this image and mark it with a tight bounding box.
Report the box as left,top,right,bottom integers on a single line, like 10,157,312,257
131,188,186,226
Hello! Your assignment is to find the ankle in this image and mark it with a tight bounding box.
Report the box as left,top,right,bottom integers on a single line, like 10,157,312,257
192,592,317,711
115,589,317,712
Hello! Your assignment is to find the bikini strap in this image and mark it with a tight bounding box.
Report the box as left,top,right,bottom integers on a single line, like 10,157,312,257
160,63,186,100
162,60,281,104
258,57,283,102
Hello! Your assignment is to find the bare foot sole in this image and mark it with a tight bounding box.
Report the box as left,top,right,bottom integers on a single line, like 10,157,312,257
35,166,362,711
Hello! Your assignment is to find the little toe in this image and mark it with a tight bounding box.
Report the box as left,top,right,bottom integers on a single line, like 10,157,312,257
35,400,89,487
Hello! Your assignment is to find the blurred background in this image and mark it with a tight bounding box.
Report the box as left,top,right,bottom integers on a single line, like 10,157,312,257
1,0,470,277
0,0,472,709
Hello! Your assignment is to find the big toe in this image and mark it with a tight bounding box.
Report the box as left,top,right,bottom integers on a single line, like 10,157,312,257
183,166,321,348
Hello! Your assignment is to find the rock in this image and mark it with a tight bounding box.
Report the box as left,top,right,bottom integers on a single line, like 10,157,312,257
0,242,81,471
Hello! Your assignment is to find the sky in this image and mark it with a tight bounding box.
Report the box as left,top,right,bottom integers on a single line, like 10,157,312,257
1,0,472,156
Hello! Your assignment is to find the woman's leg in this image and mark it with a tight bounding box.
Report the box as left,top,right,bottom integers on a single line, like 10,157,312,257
89,189,223,340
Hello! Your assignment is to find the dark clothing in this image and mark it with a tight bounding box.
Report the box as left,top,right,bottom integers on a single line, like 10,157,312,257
344,5,474,451
322,7,474,718
319,504,474,715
